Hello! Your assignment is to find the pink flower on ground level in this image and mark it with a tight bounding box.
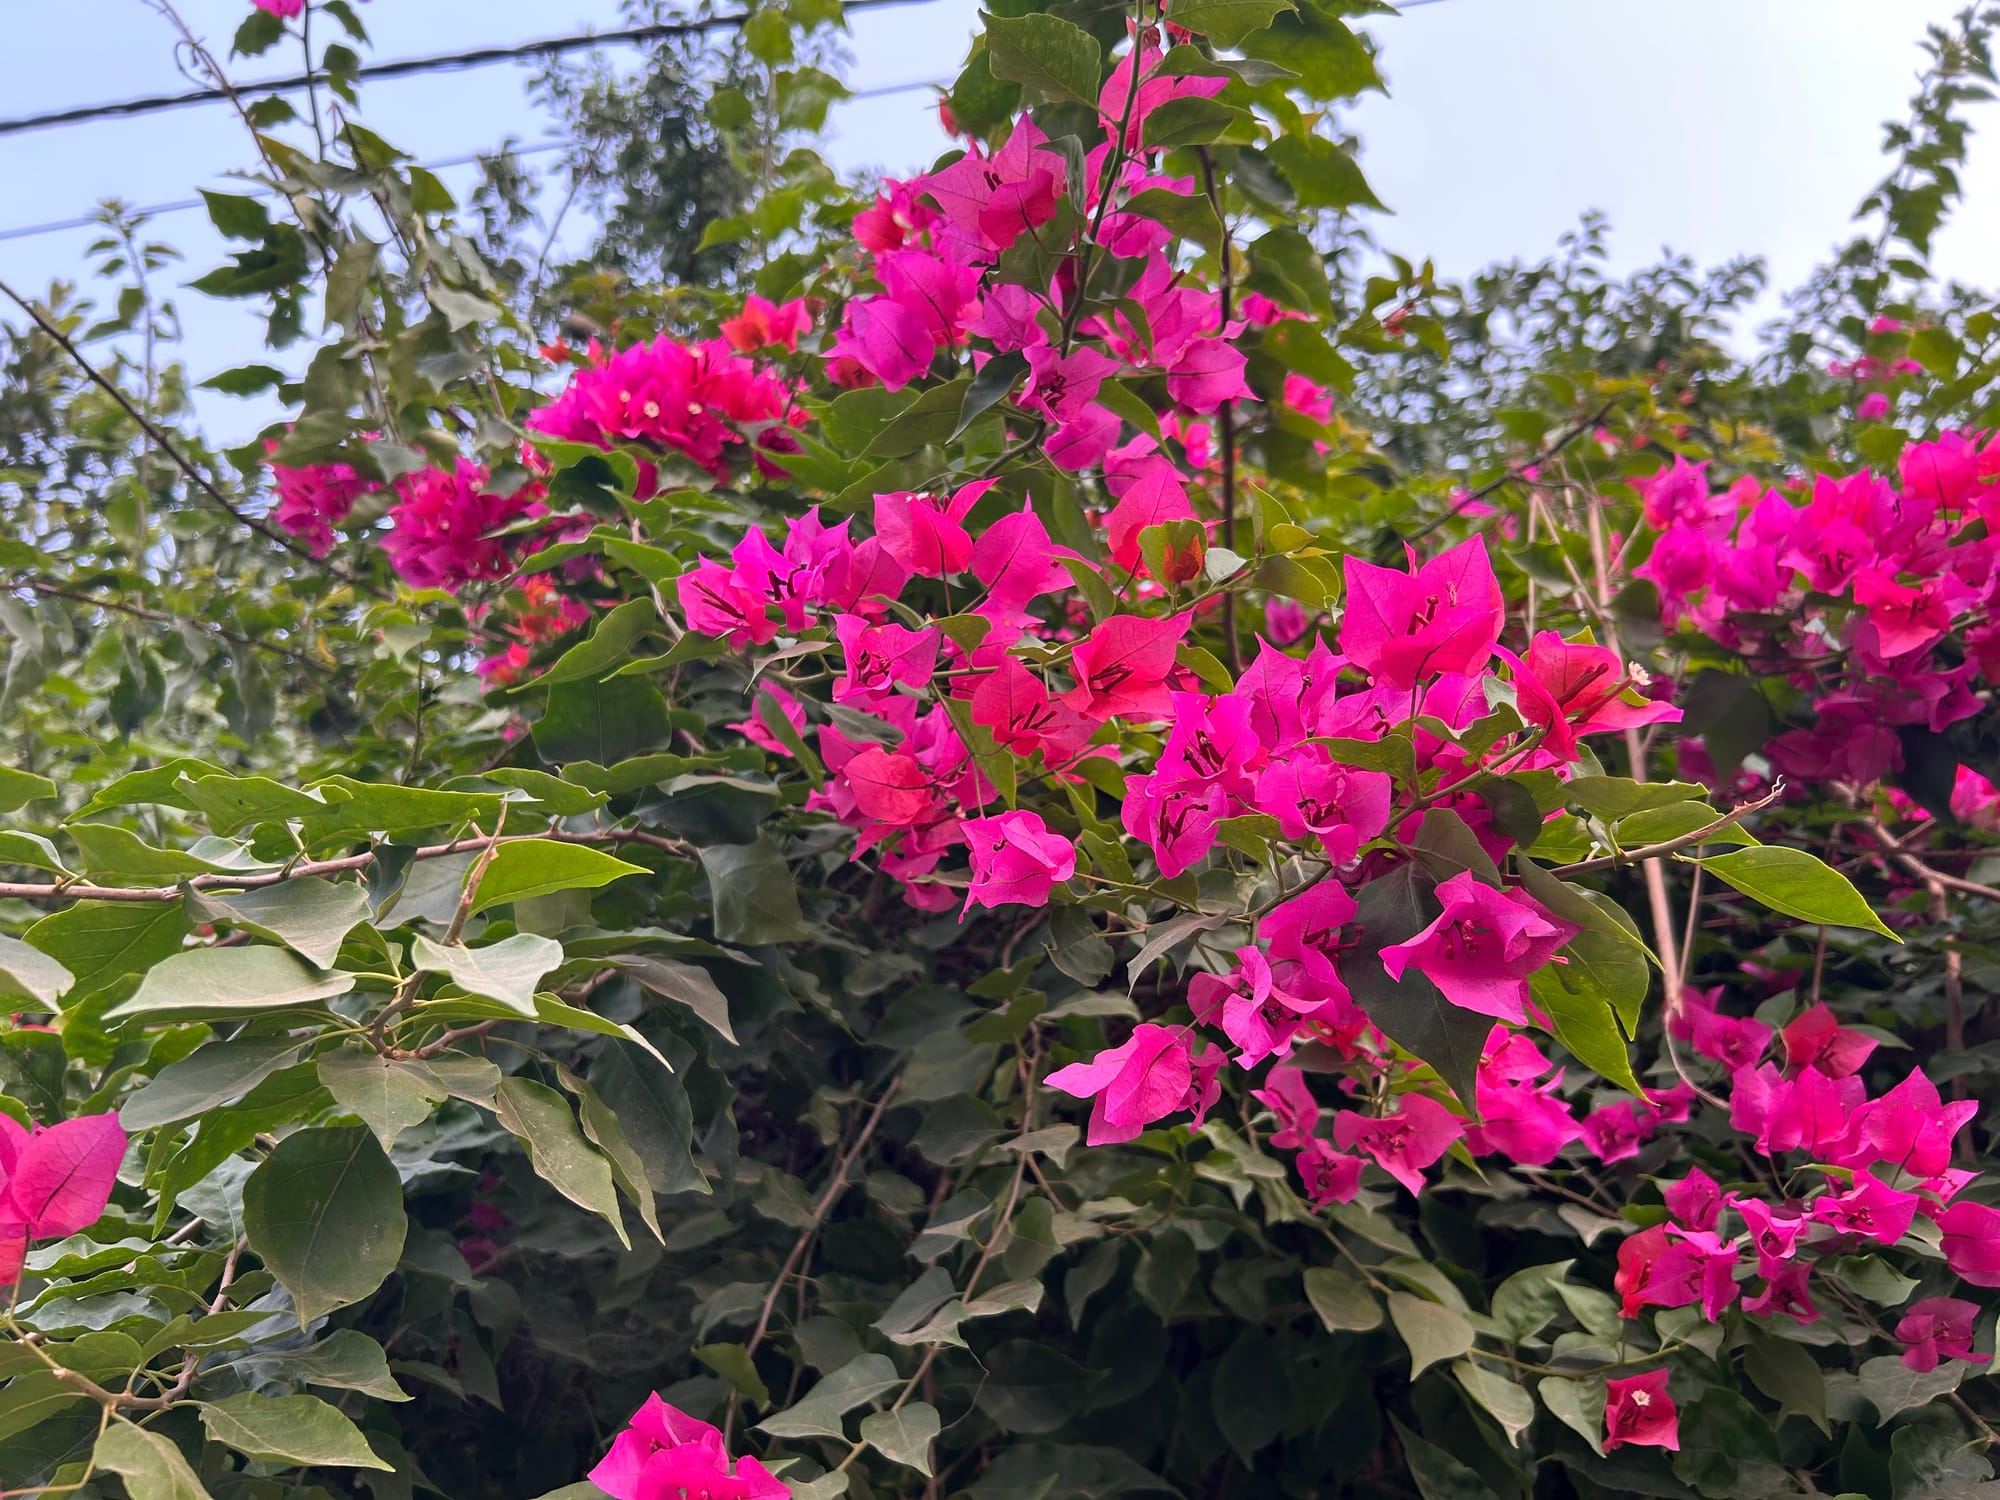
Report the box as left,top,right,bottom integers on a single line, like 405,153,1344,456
961,810,1076,914
1045,1023,1222,1146
1603,1370,1679,1452
0,1111,128,1287
1377,872,1575,1023
590,1394,788,1500
1896,1297,1991,1373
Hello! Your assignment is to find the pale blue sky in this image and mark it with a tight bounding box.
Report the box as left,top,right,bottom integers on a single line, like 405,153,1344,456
0,0,1990,443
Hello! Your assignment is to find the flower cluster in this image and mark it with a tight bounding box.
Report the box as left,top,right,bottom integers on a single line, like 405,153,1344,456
265,444,378,558
528,333,802,489
1639,440,2000,788
0,1111,127,1286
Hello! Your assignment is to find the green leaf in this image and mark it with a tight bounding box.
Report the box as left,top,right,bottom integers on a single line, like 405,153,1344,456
532,677,674,765
1214,1328,1289,1462
1120,187,1225,255
410,932,564,1014
860,1403,940,1475
974,1341,1098,1434
242,1125,408,1325
198,1393,392,1470
1563,776,1712,820
1141,97,1248,149
1615,800,1759,850
0,1371,89,1442
758,1354,901,1440
1697,847,1897,939
1340,865,1485,1111
1536,1373,1605,1457
494,1077,627,1247
1303,1266,1382,1332
468,840,647,915
182,878,370,969
309,777,504,836
1473,1267,1563,1354
1266,134,1383,211
1387,1291,1474,1379
93,1422,214,1500
1744,1332,1829,1435
1165,0,1295,46
525,599,665,691
64,823,239,881
1529,963,1644,1095
105,947,353,1021
0,933,73,1008
699,839,812,943
0,767,55,812
316,1052,448,1149
179,775,327,835
981,12,1103,106
0,831,72,876
590,1042,706,1198
953,349,1029,439
242,1329,408,1402
120,1036,306,1130
616,955,736,1042
1857,1353,1964,1425
1827,1253,1917,1307
693,1343,771,1407
1453,1359,1533,1446
1670,1389,1786,1497
1389,1416,1490,1500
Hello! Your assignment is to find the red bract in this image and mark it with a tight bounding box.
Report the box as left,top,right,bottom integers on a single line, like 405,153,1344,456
0,1111,128,1286
1896,1297,1991,1373
1378,872,1574,1024
1501,630,1679,761
1341,536,1503,688
1062,613,1190,721
590,1395,788,1500
1603,1370,1679,1452
1045,1023,1222,1147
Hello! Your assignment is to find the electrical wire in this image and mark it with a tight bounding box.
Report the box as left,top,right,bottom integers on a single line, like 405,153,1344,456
0,0,938,140
0,76,951,248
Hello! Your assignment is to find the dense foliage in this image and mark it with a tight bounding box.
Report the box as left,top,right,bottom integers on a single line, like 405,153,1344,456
4,3,2000,1499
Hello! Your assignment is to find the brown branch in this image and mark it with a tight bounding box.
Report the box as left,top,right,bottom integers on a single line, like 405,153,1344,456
1552,786,1785,878
0,827,694,905
14,579,331,672
1195,146,1240,674
0,278,385,595
1410,397,1621,543
1855,813,2000,905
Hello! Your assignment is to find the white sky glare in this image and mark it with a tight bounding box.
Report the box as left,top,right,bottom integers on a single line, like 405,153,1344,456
0,0,1990,443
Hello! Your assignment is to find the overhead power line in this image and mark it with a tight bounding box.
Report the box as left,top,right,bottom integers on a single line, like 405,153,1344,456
0,76,950,249
0,0,937,141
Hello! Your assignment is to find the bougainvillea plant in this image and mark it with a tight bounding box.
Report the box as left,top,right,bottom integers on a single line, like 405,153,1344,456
3,0,2000,1497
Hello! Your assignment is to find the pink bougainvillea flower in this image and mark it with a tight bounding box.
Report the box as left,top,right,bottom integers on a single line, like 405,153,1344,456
970,501,1075,610
677,558,781,649
1896,1297,1991,1373
1377,872,1575,1023
1580,1100,1654,1164
1616,1223,1738,1322
1603,1371,1679,1453
1250,750,1392,862
1663,1167,1721,1233
1500,631,1680,761
384,459,545,592
1468,1031,1581,1167
1046,1022,1222,1146
1939,1201,2000,1288
1250,1066,1319,1150
875,480,993,578
0,1112,127,1287
1102,452,1196,575
1832,1067,1978,1179
1742,1261,1819,1325
833,614,940,705
1120,772,1225,878
1021,344,1122,423
1062,613,1190,721
1808,1170,1919,1246
265,443,376,558
253,0,304,15
1341,536,1505,688
719,294,811,353
1330,1094,1464,1196
589,1394,788,1500
1779,1003,1876,1078
918,115,1065,253
961,810,1076,913
842,746,937,828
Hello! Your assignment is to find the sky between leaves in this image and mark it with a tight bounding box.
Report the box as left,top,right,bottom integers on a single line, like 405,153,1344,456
0,0,1992,442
